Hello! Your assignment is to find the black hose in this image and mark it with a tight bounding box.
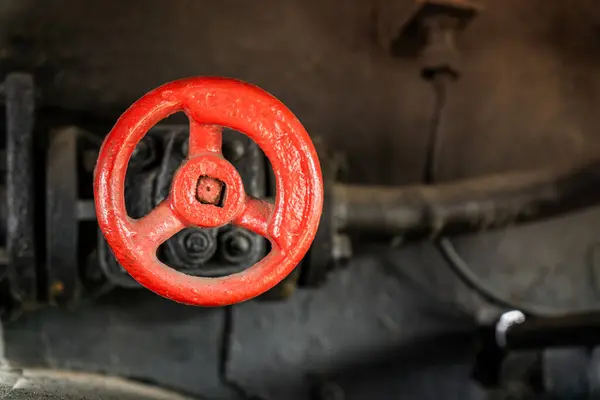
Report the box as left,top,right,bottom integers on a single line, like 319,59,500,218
438,237,559,316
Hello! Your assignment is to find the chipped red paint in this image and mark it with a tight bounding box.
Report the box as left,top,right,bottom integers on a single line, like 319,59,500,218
94,77,323,306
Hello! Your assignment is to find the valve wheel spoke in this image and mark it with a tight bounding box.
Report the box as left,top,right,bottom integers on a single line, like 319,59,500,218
132,198,185,249
233,196,280,250
187,118,222,157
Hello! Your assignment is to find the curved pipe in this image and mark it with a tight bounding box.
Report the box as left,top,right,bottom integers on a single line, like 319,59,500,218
334,161,600,239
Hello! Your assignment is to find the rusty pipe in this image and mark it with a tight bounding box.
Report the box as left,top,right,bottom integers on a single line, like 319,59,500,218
334,162,600,239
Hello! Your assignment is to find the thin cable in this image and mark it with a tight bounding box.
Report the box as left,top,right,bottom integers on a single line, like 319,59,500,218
438,237,558,317
388,72,473,317
425,72,568,318
424,73,449,184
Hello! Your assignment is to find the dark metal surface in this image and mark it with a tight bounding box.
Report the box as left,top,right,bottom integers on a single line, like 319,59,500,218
3,292,240,399
4,255,481,400
0,369,192,399
165,228,218,267
543,348,590,398
98,126,268,288
5,73,37,304
227,255,479,400
390,206,600,316
46,127,79,305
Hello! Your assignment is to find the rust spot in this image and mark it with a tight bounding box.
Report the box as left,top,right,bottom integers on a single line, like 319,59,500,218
195,176,225,206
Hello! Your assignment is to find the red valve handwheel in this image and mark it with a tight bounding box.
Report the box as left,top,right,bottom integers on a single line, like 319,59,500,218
94,77,323,306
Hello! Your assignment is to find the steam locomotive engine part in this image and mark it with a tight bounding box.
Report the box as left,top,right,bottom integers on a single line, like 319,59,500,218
94,77,324,306
97,126,268,289
333,162,600,240
2,72,600,315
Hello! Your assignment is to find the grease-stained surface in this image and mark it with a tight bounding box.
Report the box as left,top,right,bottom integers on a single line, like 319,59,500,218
2,0,600,398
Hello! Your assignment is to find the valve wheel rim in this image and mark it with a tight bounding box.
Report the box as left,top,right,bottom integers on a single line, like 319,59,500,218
94,77,323,306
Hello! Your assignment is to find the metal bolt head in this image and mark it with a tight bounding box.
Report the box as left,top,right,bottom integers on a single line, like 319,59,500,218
184,231,210,254
178,229,216,263
314,382,345,400
220,229,254,264
227,234,251,256
165,228,217,267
